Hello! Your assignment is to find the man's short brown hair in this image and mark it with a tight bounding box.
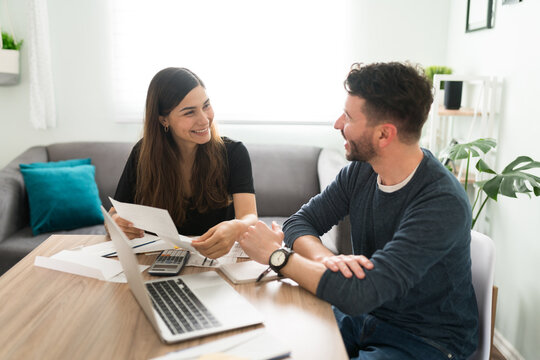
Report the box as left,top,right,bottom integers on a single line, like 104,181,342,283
344,62,433,144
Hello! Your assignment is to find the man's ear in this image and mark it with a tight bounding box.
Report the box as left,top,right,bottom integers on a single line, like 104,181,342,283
376,123,397,148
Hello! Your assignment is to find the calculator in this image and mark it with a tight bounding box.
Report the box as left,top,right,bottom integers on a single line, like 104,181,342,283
148,249,190,276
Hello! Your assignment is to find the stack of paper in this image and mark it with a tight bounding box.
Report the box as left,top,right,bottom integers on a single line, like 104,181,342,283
34,250,148,283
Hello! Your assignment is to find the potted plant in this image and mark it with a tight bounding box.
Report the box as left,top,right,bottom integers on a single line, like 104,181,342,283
0,31,23,85
440,138,540,228
425,66,452,90
425,65,464,109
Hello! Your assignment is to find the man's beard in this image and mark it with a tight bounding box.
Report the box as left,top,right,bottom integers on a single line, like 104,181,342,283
346,134,376,162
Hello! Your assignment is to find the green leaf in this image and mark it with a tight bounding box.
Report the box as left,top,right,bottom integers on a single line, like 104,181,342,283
474,180,488,188
440,138,497,162
478,156,540,200
502,156,535,173
443,139,540,229
514,179,531,193
476,159,496,174
481,176,502,200
517,162,540,171
500,177,519,198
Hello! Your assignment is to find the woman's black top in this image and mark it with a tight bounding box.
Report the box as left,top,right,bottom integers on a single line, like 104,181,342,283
114,137,255,236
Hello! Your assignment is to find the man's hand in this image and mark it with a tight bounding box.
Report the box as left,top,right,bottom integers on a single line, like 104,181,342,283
321,254,374,279
238,221,283,264
108,207,144,239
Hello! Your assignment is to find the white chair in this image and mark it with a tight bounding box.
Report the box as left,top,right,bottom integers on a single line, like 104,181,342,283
468,230,496,360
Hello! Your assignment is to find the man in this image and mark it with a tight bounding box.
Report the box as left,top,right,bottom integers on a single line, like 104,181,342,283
239,62,479,359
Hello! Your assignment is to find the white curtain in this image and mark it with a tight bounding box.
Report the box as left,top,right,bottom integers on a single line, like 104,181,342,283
28,0,56,129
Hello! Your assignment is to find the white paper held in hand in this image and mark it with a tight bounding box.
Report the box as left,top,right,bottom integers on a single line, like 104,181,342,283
109,197,198,253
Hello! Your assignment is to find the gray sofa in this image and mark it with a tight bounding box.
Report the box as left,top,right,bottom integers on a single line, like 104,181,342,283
0,141,350,275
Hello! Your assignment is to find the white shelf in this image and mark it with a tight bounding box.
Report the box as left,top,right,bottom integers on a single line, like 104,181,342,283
426,74,502,234
427,74,500,155
437,105,485,117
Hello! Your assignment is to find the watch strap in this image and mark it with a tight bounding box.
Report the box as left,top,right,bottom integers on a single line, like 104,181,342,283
268,247,294,276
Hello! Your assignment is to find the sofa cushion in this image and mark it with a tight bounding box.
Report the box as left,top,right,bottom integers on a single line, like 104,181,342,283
20,160,104,235
247,144,321,217
46,142,134,208
317,148,352,254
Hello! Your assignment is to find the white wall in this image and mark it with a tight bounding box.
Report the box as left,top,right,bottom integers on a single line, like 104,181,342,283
0,0,450,168
0,1,142,168
446,1,540,358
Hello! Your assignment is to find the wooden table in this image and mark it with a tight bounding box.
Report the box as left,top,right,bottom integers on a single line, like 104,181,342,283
0,235,348,360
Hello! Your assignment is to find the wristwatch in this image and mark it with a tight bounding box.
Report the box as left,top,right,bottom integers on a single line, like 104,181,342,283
268,247,294,276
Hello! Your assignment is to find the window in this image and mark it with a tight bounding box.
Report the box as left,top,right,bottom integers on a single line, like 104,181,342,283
110,0,351,124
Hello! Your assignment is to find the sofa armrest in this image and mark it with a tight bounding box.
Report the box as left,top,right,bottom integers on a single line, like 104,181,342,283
317,148,352,254
0,146,48,243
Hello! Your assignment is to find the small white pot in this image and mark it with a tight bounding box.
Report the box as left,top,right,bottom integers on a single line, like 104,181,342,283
0,49,21,85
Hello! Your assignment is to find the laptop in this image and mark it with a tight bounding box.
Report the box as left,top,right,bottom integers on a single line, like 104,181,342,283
101,206,263,343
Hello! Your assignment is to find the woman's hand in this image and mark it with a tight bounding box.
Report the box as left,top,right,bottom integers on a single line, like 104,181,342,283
107,207,144,240
191,220,243,259
191,193,258,259
321,254,374,279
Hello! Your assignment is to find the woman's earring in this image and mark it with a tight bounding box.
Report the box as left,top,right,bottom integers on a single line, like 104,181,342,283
164,124,169,133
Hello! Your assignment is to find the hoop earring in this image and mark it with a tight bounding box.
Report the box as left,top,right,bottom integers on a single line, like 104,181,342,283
164,125,169,133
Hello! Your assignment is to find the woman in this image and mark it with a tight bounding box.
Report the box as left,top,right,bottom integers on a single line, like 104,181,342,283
110,67,257,259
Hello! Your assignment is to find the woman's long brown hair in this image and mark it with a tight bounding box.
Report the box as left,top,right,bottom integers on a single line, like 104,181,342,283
135,68,230,227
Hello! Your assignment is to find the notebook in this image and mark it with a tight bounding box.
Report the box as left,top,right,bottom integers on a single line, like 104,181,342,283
220,260,279,284
101,206,263,343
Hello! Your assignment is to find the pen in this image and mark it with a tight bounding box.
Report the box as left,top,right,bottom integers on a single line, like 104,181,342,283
256,266,271,282
102,239,158,258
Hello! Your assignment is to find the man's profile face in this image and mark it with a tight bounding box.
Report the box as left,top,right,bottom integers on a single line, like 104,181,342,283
334,95,376,162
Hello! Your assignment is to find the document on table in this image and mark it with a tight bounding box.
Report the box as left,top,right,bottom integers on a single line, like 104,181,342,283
34,249,148,283
109,197,197,252
151,328,290,360
187,242,247,268
81,233,172,257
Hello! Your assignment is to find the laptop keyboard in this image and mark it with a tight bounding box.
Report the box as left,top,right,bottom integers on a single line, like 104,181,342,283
146,279,221,335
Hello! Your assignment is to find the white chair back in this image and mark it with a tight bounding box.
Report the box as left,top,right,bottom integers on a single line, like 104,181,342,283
468,230,496,360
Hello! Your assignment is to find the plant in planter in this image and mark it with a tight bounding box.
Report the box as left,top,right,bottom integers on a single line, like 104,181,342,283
1,31,23,50
440,138,540,228
0,31,23,85
425,66,463,109
425,65,452,90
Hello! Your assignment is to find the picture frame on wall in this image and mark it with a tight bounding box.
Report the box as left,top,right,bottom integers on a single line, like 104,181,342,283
466,0,495,32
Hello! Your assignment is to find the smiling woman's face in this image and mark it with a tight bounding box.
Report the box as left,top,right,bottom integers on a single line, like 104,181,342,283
160,85,214,151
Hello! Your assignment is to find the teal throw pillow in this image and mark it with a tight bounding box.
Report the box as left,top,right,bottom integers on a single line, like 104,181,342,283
19,159,104,235
19,158,91,169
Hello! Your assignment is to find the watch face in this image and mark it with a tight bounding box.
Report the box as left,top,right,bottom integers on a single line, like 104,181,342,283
270,250,286,266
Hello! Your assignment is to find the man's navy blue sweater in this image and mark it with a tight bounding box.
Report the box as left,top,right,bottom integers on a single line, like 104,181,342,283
283,149,479,359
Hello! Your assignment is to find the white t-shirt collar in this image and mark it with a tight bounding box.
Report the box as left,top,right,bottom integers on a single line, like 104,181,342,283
377,163,420,193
